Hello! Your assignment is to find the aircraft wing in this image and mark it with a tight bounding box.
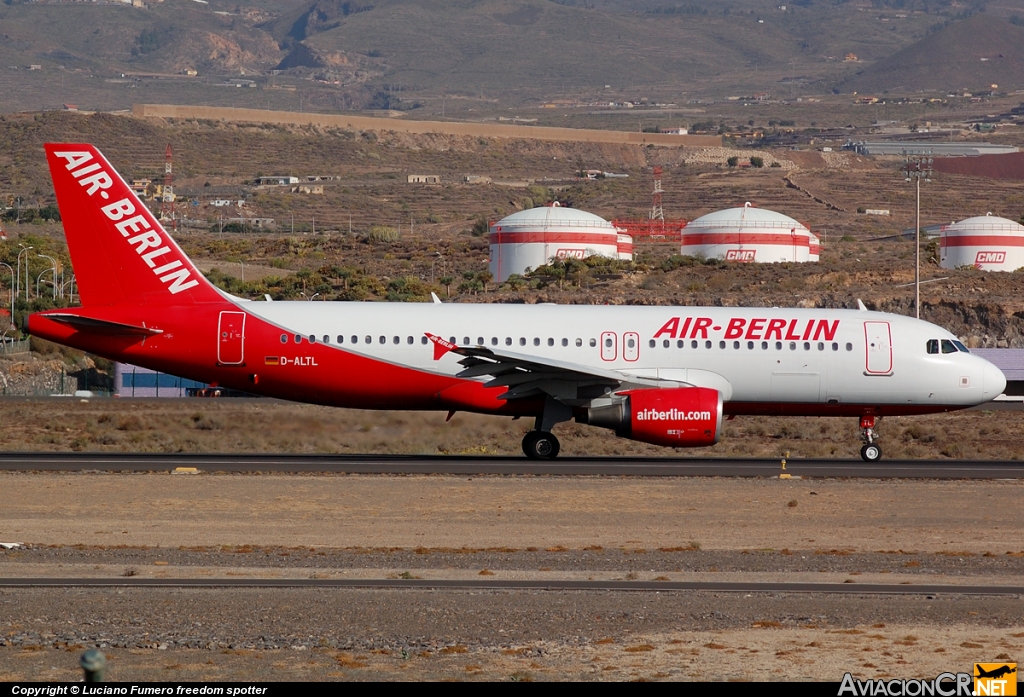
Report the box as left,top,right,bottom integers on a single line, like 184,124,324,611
427,334,682,404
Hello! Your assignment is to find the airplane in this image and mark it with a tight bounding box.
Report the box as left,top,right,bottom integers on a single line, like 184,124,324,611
27,144,1006,461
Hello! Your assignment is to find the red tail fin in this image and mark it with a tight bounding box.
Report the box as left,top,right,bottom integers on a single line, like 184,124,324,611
45,143,222,307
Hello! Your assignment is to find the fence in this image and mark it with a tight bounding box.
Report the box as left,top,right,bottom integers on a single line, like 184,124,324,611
0,339,30,355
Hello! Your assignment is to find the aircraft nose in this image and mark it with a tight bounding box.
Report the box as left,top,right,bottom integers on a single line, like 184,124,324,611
982,359,1007,402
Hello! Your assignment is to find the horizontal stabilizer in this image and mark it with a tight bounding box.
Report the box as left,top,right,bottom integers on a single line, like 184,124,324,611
42,313,163,337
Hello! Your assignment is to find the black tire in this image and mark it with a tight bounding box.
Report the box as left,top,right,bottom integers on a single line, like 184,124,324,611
522,431,560,460
860,443,882,462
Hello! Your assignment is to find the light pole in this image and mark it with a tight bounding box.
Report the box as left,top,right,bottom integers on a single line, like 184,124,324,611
37,254,58,300
903,154,932,319
16,245,32,302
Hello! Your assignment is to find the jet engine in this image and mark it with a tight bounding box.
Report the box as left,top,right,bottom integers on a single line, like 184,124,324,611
579,387,722,447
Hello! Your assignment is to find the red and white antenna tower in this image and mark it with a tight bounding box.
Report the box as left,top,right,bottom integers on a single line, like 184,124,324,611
650,166,664,222
160,144,176,231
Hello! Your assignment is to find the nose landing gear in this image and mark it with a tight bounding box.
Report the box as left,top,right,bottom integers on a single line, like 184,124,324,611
859,414,882,462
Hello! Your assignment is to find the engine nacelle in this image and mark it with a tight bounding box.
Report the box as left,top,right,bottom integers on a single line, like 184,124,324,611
581,387,722,448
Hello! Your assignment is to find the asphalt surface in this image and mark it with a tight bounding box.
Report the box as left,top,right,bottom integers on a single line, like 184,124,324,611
1,577,1021,595
0,452,1023,478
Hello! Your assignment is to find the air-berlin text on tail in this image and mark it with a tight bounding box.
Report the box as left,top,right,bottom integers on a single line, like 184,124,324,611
53,150,199,295
653,316,840,341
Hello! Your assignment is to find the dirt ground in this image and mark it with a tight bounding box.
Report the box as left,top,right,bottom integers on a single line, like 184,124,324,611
0,472,1022,681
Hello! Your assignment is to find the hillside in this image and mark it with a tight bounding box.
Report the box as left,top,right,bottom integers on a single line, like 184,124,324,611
835,13,1024,94
0,0,981,114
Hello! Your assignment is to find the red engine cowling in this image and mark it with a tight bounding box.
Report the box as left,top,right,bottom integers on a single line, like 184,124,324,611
583,387,722,448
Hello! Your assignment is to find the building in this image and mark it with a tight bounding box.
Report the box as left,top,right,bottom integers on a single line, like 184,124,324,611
256,176,299,186
846,141,1018,157
939,214,1024,272
489,204,622,283
680,203,820,263
408,174,440,184
115,363,210,398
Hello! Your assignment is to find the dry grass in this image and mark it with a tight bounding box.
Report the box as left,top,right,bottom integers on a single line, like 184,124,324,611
0,398,1020,460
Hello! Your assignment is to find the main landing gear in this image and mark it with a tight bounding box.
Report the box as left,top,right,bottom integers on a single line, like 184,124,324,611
859,414,882,462
522,397,572,460
522,430,560,460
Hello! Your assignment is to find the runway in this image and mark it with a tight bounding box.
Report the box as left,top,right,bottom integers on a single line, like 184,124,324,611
1,577,1021,595
1,452,1023,478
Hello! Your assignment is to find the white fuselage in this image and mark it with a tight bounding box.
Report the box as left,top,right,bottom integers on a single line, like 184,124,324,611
241,302,1006,413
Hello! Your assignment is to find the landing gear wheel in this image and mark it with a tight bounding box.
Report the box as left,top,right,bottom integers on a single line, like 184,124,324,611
522,431,560,460
860,443,882,462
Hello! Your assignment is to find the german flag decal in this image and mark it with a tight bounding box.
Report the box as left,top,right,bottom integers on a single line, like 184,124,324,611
264,356,280,366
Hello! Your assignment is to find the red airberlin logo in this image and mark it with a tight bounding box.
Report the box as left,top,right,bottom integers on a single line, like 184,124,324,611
653,316,840,341
53,150,200,295
725,249,756,262
975,251,1006,264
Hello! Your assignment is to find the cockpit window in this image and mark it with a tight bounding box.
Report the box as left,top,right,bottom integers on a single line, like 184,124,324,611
952,340,970,353
928,338,969,354
941,339,957,354
926,339,939,354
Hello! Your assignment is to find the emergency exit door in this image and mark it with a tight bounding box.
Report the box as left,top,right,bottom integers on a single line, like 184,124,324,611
217,311,246,365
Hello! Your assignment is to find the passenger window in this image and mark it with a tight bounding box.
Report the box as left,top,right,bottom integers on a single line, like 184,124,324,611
352,335,358,344
280,334,287,344
449,337,456,344
393,336,400,345
562,338,568,347
294,334,302,344
705,340,712,349
845,343,853,351
521,338,527,346
575,338,582,347
761,341,768,350
491,337,498,346
817,342,824,351
832,342,838,351
719,341,726,349
691,340,698,349
941,339,957,354
803,342,810,350
477,337,484,345
790,342,796,350
506,337,513,346
663,339,670,348
649,339,656,348
747,341,754,350
776,342,782,350
547,338,554,347
337,335,344,344
676,340,684,348
323,335,329,344
463,337,470,345
379,336,386,344
926,339,939,354
421,336,428,345
590,338,597,347
734,341,740,349
407,336,414,344
310,335,317,344
534,338,541,346
364,336,371,344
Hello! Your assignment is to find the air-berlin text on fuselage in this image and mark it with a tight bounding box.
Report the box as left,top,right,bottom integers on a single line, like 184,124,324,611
653,316,840,341
54,150,199,295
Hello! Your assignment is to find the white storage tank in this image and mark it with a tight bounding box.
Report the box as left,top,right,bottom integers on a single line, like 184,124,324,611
939,214,1024,271
680,203,819,263
489,204,621,282
616,232,634,261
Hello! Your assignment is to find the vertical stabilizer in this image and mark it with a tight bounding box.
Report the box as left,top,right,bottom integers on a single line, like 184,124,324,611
45,143,222,307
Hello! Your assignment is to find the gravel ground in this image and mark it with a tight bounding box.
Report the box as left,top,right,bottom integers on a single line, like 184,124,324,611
1,473,1022,681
